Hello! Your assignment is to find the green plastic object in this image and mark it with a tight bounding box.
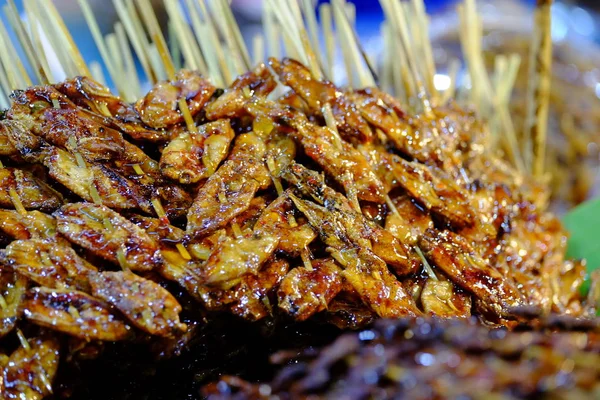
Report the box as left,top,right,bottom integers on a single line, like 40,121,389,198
564,198,600,297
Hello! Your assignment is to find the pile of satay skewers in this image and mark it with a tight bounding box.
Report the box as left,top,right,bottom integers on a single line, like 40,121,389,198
0,0,598,398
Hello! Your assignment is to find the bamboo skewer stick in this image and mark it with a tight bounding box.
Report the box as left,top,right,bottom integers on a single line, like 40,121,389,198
525,0,553,179
43,0,90,77
5,0,44,83
23,0,53,83
115,22,142,101
319,4,336,81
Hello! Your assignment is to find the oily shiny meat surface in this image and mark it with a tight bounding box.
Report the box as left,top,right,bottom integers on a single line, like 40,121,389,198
0,58,597,399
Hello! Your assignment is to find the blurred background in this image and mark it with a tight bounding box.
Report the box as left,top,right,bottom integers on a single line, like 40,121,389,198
0,0,599,211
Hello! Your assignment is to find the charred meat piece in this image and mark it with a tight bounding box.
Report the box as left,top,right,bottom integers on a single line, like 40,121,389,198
2,335,60,400
2,238,97,292
205,63,276,120
270,58,373,144
420,278,472,318
0,209,57,241
0,121,18,156
392,156,476,228
55,202,162,271
290,194,419,318
205,318,600,399
55,75,166,142
246,97,385,203
385,196,433,245
22,287,131,341
195,259,289,321
254,192,317,256
136,69,215,128
90,270,186,337
277,258,343,321
0,271,27,339
0,167,63,211
283,163,418,275
186,133,270,238
419,229,523,317
201,233,279,289
160,119,235,184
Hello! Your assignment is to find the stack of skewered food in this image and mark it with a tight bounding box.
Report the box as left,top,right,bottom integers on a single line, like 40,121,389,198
0,56,597,397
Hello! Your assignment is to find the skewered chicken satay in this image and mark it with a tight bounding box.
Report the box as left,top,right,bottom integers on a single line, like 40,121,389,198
55,202,162,271
282,163,418,275
1,238,98,292
0,122,18,157
201,232,279,289
420,278,472,318
3,123,155,213
0,167,63,212
7,87,192,218
135,69,215,129
349,89,485,166
56,76,165,142
385,196,433,245
392,156,476,228
0,270,27,338
196,258,289,321
127,214,185,244
269,58,373,144
289,194,419,318
186,133,271,239
1,335,60,400
205,63,276,120
277,258,343,321
22,287,132,341
245,98,386,204
160,119,235,184
419,229,524,318
89,270,186,337
254,191,317,256
0,210,57,241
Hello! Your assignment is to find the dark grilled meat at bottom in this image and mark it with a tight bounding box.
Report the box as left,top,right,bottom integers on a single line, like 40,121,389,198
204,317,600,400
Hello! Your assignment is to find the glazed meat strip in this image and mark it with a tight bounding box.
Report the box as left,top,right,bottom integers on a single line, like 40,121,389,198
9,85,161,179
205,63,276,120
3,121,155,213
254,191,317,256
8,87,193,218
289,194,420,318
55,202,162,271
55,76,166,142
0,121,18,156
269,58,373,144
22,287,132,341
160,119,235,184
89,271,186,338
0,270,27,338
245,97,386,204
392,156,476,228
201,232,279,289
0,210,57,241
282,163,419,275
1,335,60,400
385,195,433,245
135,69,215,129
277,258,343,321
349,89,483,166
420,278,472,318
186,132,271,239
1,238,97,292
418,229,524,317
194,259,289,321
0,167,62,212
